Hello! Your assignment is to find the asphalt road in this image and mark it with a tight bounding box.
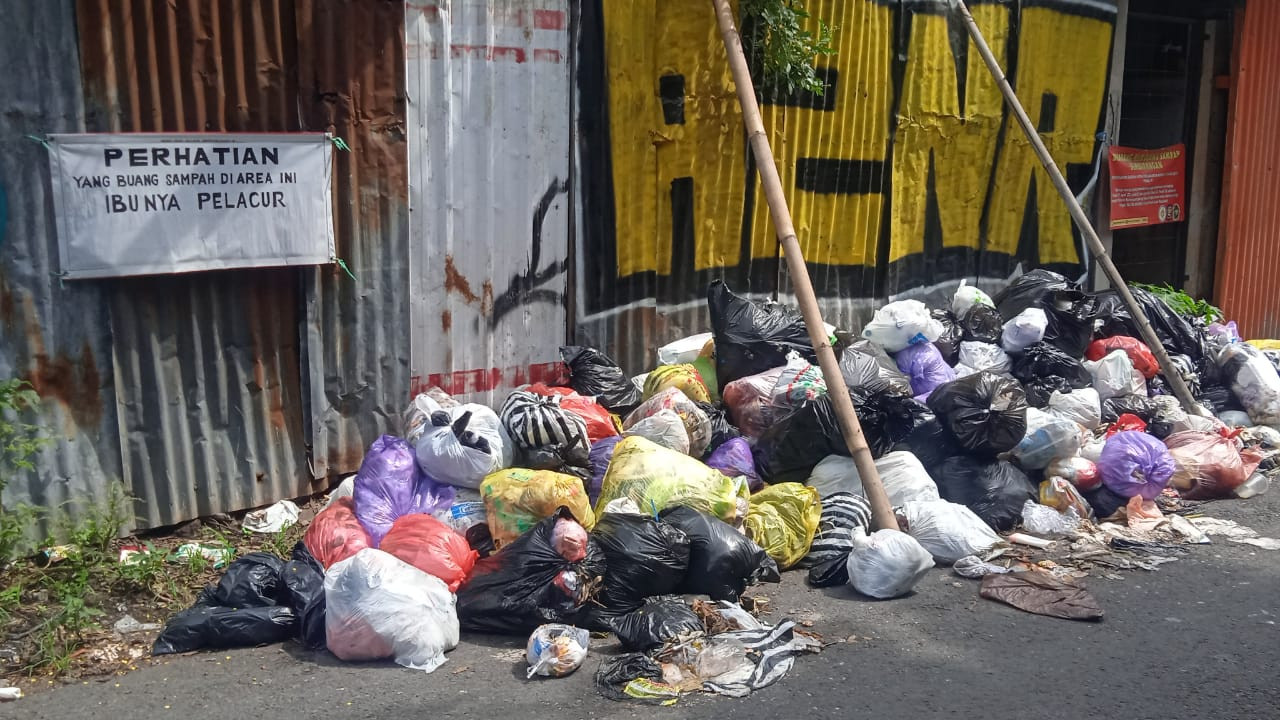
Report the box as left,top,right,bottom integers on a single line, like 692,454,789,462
9,491,1280,720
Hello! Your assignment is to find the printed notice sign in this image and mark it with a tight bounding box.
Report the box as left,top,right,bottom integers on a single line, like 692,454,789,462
1108,144,1187,230
47,133,335,279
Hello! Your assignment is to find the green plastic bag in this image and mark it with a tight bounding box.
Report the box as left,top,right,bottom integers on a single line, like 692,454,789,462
595,436,749,524
743,483,821,570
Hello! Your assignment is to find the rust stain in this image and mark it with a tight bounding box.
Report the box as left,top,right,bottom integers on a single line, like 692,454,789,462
0,272,14,330
441,309,452,332
481,280,495,317
444,254,480,303
28,341,103,430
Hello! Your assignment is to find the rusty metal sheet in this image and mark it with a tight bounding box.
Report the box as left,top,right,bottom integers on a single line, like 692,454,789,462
1215,2,1280,340
406,0,574,406
0,0,124,538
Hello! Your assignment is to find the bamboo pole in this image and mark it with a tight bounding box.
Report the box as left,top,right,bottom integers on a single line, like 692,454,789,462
952,0,1205,415
711,0,898,531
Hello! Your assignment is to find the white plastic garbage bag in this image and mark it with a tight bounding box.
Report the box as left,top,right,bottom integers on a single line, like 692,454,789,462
1218,343,1280,427
1084,349,1144,401
1000,308,1048,353
806,451,939,505
958,341,1012,374
952,279,994,320
324,549,460,672
845,528,935,599
900,500,1006,565
324,476,356,510
1046,388,1101,429
861,300,944,353
623,409,691,455
414,403,512,489
657,333,715,366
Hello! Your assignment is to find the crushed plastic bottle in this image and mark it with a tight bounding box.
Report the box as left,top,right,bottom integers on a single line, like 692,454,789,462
1233,472,1271,499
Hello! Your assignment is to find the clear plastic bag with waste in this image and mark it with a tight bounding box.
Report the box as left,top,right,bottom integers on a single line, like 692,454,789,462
1000,308,1048,353
1012,408,1083,470
1020,500,1081,539
1218,343,1280,427
526,624,590,678
623,409,691,455
1084,349,1145,401
952,279,995,320
1046,388,1101,429
958,341,1012,375
845,528,935,599
899,500,1006,565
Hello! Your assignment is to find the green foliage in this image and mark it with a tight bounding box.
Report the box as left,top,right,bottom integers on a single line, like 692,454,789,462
1134,283,1224,323
0,378,47,562
742,0,834,95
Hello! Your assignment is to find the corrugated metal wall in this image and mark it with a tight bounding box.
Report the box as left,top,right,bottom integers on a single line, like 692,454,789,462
1215,0,1280,340
0,0,124,535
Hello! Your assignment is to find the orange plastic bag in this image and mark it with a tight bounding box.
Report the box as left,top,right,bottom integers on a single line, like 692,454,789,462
304,497,373,568
378,514,480,591
526,383,621,443
1164,431,1263,499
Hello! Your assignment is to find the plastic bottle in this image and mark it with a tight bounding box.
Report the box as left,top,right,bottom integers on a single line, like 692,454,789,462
1233,472,1270,499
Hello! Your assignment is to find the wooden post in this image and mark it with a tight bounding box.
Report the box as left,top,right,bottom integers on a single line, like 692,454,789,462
711,0,898,531
952,0,1206,415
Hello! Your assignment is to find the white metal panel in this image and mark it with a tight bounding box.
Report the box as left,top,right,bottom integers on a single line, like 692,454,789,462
406,1,573,406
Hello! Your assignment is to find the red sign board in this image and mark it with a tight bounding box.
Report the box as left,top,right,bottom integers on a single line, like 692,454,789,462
1108,144,1187,229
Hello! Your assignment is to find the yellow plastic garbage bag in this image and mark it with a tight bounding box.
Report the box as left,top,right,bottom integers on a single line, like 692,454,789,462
481,468,596,550
643,363,712,404
595,436,749,524
1247,339,1280,351
743,483,821,570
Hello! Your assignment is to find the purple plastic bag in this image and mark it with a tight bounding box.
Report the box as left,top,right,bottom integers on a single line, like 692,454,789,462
1098,430,1176,500
588,435,624,504
705,437,762,492
352,435,453,546
895,342,957,398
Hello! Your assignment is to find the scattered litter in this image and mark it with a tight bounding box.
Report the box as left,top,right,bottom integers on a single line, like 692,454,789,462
526,624,590,678
0,687,22,701
242,499,300,533
172,543,234,569
113,614,162,635
952,556,1011,578
980,571,1104,621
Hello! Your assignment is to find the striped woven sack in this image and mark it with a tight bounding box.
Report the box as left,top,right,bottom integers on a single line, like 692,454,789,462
500,388,590,452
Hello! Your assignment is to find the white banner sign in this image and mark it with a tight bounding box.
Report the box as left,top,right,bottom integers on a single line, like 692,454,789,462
47,133,335,279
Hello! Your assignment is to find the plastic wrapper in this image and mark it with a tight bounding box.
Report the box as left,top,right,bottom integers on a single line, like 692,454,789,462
502,389,592,460
895,342,956,398
927,372,1028,456
861,299,944,353
899,500,1005,565
1085,349,1145,401
457,509,606,634
771,352,828,410
659,506,780,601
705,438,761,491
415,405,511,490
1020,500,1080,539
1012,409,1083,470
560,346,642,414
304,497,373,569
1087,336,1160,379
958,341,1011,375
1218,343,1280,427
1000,308,1048,353
526,624,590,678
755,388,928,483
623,409,691,455
643,364,712,404
481,468,596,550
1039,476,1093,518
378,514,479,592
1098,430,1177,500
596,436,750,525
932,309,964,365
722,366,785,441
1046,388,1101,429
742,483,822,570
708,280,814,388
354,435,455,546
935,456,1038,532
324,549,459,672
1045,456,1101,492
589,511,691,612
588,435,624,504
845,528,935,599
623,387,712,458
1164,431,1263,499
805,451,939,505
609,597,704,652
524,384,621,444
952,279,995,320
1012,342,1093,388
961,304,1004,344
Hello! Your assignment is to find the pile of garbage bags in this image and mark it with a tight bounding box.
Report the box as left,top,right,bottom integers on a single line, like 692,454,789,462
154,274,1280,688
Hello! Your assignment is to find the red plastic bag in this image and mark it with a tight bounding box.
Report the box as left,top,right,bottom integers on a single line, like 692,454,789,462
1106,413,1148,437
1164,431,1262,499
1086,337,1159,379
305,497,373,569
526,383,621,443
379,514,479,591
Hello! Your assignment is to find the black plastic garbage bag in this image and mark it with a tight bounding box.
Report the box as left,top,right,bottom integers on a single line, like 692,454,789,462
932,309,963,365
891,413,961,475
694,401,741,457
935,456,1037,532
755,389,927,483
806,553,851,588
839,340,913,397
590,512,691,612
1040,290,1097,358
1083,484,1128,520
1022,376,1075,408
659,506,779,601
961,304,1004,344
596,653,669,703
610,597,704,651
1091,290,1134,338
708,280,814,389
927,372,1028,456
152,605,297,656
1012,342,1093,388
1198,383,1241,414
209,552,286,608
1100,394,1161,424
560,346,642,414
994,268,1074,319
283,542,327,651
456,508,607,634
